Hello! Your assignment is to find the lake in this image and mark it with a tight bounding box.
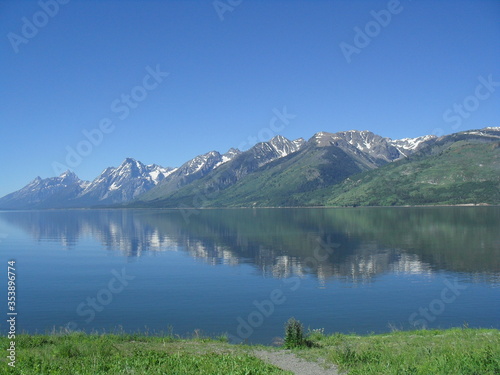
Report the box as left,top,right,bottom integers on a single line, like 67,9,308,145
0,207,498,344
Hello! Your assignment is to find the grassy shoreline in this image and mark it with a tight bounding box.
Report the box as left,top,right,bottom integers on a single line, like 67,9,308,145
1,328,499,374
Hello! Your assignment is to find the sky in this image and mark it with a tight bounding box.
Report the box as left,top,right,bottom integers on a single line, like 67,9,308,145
0,0,499,197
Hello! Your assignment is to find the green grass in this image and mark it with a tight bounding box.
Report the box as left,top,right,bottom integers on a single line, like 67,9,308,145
0,333,290,375
1,328,499,374
323,142,500,207
297,327,500,375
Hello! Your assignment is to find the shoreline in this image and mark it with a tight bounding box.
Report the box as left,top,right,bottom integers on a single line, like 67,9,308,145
2,327,499,374
1,202,498,211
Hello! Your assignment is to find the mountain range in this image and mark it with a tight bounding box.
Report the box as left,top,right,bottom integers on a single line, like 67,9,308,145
1,127,499,209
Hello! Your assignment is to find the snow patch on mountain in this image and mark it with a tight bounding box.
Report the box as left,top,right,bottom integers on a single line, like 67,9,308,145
0,171,90,209
311,130,437,160
388,135,437,156
76,158,175,203
252,135,305,166
214,148,241,168
461,128,500,139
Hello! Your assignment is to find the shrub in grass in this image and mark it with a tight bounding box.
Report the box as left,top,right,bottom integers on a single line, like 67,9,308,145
284,317,305,348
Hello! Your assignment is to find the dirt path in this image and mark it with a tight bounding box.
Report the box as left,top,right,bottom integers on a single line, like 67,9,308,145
253,349,341,375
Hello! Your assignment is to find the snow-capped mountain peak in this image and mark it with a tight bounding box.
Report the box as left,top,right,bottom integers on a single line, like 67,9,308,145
311,130,381,150
310,130,437,161
223,147,241,159
30,176,42,185
59,170,78,179
267,135,304,157
76,158,175,204
249,135,305,166
340,130,380,151
388,135,438,156
147,164,177,183
0,171,89,209
214,148,242,168
181,151,222,175
292,138,306,149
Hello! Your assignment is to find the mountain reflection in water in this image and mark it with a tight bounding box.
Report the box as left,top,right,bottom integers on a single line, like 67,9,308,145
2,207,499,283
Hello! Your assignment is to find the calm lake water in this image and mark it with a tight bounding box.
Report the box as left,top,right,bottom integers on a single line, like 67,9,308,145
0,207,499,344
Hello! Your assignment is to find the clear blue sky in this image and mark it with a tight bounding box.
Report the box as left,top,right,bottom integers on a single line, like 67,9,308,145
1,0,499,197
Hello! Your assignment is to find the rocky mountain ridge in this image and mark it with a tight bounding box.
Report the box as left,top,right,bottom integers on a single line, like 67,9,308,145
0,127,498,209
